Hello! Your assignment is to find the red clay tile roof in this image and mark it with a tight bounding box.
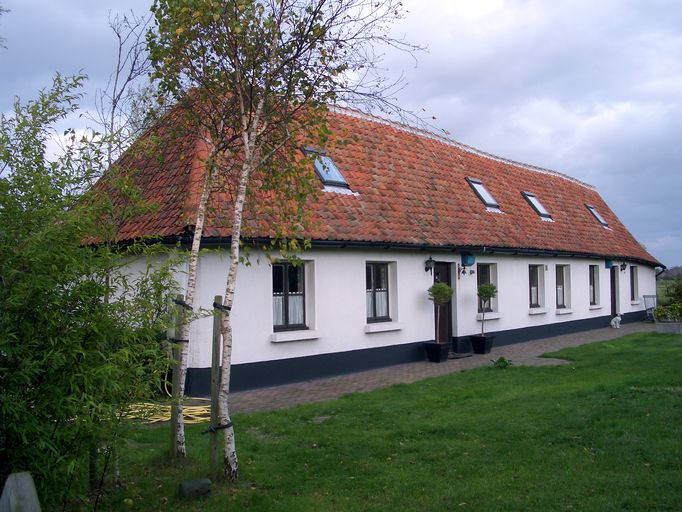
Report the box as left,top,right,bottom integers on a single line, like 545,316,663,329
112,109,661,266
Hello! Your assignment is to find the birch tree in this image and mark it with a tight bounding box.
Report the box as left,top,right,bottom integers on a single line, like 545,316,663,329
148,0,418,476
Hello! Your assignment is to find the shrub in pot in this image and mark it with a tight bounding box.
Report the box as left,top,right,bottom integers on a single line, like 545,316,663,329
471,283,497,354
424,282,453,362
654,303,682,333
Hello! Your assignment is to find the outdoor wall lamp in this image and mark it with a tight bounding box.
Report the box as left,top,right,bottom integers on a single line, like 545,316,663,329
620,262,627,272
425,256,435,274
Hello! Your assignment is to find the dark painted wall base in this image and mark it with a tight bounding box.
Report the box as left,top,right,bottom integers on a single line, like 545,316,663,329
186,340,426,395
185,310,646,396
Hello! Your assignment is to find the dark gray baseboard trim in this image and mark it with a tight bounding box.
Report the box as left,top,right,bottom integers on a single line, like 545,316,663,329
185,310,645,396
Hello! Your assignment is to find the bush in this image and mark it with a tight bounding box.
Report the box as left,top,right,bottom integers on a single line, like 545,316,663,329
0,75,178,508
654,303,682,322
667,278,682,305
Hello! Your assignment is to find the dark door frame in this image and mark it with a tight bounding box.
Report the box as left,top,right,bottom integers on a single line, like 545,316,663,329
433,262,453,343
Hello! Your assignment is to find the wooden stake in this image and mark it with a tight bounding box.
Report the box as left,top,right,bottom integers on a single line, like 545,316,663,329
210,295,222,477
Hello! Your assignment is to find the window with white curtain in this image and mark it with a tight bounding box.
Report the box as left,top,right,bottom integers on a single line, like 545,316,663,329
589,265,600,306
366,262,390,322
630,266,639,302
529,264,545,308
555,265,570,308
273,262,306,331
477,263,498,313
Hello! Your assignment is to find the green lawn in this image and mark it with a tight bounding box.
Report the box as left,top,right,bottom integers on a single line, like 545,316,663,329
100,333,682,511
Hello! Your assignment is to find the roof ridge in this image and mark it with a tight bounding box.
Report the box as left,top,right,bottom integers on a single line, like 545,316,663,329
331,106,596,190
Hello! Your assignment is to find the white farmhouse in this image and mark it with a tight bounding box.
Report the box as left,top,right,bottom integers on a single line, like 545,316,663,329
115,109,663,395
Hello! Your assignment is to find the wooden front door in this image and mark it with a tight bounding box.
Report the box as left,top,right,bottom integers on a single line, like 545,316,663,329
433,262,452,343
610,267,618,317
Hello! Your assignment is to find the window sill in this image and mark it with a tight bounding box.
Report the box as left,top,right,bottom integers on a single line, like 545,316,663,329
528,307,547,315
556,308,573,315
631,300,641,306
269,330,319,343
476,312,501,321
589,305,603,310
364,322,403,334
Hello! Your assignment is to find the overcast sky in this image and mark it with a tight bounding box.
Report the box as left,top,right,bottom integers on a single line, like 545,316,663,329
1,0,680,267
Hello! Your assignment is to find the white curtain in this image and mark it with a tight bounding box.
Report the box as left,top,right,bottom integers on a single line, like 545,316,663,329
288,295,304,325
273,296,284,326
375,290,388,317
366,291,373,318
530,286,539,306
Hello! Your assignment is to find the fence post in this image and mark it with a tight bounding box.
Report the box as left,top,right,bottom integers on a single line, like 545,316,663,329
210,295,222,477
169,294,184,461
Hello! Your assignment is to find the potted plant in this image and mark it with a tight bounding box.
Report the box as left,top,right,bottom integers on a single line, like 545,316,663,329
654,303,682,334
470,283,497,354
424,282,454,362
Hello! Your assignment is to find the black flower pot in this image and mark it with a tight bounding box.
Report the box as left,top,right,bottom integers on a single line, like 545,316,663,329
424,341,450,363
470,334,495,354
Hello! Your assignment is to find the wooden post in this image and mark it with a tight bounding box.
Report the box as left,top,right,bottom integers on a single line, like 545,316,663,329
169,294,184,461
210,295,222,477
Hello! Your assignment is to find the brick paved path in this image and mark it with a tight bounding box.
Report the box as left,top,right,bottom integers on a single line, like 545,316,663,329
225,322,654,414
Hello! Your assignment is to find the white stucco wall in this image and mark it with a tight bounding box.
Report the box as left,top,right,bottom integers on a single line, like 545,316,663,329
175,248,656,369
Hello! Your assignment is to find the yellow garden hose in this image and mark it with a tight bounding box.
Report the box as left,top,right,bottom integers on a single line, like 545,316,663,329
127,399,212,424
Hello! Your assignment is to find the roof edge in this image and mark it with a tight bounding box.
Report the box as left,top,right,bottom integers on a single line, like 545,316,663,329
330,106,597,191
149,234,661,268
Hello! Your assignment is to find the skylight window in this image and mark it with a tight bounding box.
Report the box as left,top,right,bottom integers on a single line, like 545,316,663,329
466,177,499,209
586,204,608,227
301,147,349,188
522,191,551,220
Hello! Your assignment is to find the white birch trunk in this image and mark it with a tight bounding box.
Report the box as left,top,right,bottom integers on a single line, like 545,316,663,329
173,146,217,457
216,157,252,481
216,98,266,479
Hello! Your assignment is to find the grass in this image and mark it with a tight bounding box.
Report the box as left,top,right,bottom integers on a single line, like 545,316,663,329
99,333,682,511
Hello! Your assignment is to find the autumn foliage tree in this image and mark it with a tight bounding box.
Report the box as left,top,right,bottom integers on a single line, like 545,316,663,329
147,0,417,479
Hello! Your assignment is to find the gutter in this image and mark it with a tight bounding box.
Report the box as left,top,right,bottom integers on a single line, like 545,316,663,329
169,235,662,269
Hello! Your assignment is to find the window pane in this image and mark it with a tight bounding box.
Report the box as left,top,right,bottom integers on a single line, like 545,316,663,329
314,155,348,186
366,290,373,318
587,205,608,226
472,182,498,207
288,265,303,293
478,264,491,286
273,264,284,294
376,264,388,290
525,193,551,217
529,265,540,306
589,265,598,305
556,266,564,287
630,266,637,301
366,265,372,291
